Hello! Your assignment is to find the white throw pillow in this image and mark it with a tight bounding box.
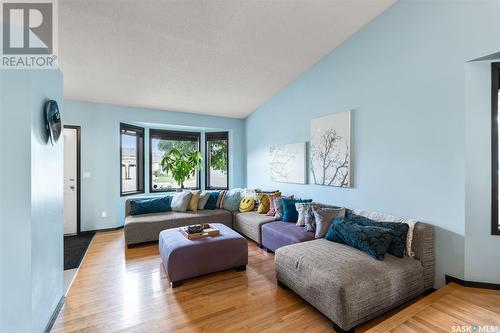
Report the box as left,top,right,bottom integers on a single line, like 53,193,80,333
197,191,211,210
171,191,192,212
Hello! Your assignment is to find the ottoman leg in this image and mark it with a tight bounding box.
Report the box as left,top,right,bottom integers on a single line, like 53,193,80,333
235,265,246,272
170,280,183,288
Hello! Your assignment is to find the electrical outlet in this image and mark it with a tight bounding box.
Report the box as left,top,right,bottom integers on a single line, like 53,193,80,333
102,211,107,218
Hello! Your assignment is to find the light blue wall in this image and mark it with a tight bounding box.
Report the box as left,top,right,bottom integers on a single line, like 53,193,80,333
245,0,500,287
0,69,64,332
64,100,246,231
465,58,500,284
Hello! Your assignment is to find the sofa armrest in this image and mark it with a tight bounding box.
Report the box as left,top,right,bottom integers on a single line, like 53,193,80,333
411,222,435,290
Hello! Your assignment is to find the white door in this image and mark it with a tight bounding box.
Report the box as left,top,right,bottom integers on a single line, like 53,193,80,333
64,127,78,235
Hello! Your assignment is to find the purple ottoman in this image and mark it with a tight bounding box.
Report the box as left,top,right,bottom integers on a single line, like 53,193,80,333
159,223,248,287
261,222,315,252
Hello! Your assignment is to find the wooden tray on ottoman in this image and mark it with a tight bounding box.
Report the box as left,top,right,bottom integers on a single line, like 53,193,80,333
180,223,220,240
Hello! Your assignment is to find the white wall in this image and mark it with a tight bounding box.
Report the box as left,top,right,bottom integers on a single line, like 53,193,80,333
0,69,64,332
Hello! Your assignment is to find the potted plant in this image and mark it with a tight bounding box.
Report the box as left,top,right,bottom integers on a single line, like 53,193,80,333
160,148,202,190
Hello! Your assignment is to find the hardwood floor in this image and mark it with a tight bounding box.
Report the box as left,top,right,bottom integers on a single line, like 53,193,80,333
367,282,500,333
52,230,500,333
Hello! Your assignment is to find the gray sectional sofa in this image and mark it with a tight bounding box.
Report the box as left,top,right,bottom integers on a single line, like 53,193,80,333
124,196,435,333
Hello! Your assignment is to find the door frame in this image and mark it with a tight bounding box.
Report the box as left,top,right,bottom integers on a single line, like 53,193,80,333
64,125,81,235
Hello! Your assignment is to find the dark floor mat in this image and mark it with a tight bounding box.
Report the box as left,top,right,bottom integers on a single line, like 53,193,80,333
64,233,95,270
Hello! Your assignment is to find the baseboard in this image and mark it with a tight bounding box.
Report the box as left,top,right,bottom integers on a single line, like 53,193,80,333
445,274,500,290
79,226,123,235
44,296,65,333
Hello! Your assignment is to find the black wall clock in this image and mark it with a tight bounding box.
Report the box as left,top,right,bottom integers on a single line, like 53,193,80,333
45,100,62,145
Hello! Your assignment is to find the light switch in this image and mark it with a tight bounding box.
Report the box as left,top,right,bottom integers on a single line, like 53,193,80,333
83,171,91,178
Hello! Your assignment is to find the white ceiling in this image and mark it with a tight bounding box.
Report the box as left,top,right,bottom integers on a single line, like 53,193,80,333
60,0,395,118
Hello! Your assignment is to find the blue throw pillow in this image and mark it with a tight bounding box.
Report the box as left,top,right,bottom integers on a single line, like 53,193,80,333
344,214,409,258
204,191,220,210
222,189,243,211
326,217,392,260
129,196,172,216
282,198,312,222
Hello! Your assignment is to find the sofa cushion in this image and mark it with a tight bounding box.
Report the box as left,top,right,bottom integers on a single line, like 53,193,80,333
171,191,192,212
351,209,418,258
327,219,393,260
257,193,270,214
233,211,275,244
124,209,232,245
261,222,315,252
282,198,312,222
222,189,242,212
266,192,281,216
205,191,220,210
311,207,345,238
275,239,424,330
129,196,172,216
239,196,255,212
216,190,227,208
187,190,201,211
197,191,210,210
341,214,409,258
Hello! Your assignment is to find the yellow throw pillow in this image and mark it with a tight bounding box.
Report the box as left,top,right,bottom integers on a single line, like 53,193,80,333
239,196,255,212
188,190,201,211
257,194,270,214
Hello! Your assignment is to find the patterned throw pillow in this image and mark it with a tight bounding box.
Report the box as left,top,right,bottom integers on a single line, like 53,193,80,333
326,218,393,260
197,191,210,210
295,203,309,227
222,189,243,211
312,207,346,238
343,214,409,258
239,196,255,212
273,197,284,220
257,194,270,214
301,203,340,231
216,190,227,208
282,198,312,222
351,209,417,258
187,190,201,211
205,191,220,210
266,192,281,216
171,191,192,212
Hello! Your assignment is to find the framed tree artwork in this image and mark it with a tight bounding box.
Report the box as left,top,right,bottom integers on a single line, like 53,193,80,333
310,111,352,187
269,142,307,184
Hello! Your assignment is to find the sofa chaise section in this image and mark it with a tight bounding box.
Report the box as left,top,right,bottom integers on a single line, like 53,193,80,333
124,204,232,246
275,221,434,332
232,211,275,245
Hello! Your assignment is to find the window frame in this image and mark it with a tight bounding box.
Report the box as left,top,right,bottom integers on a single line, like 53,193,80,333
120,123,145,197
205,131,229,190
491,62,500,235
149,129,201,193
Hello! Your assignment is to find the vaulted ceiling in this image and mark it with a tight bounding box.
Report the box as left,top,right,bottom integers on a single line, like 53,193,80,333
60,0,395,118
